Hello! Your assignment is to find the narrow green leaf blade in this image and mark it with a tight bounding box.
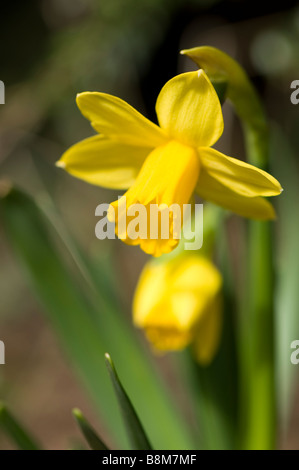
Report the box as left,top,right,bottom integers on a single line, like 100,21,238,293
105,354,152,450
0,402,40,450
72,408,109,450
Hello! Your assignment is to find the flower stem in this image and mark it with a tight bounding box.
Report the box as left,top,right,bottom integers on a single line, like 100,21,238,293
239,125,276,449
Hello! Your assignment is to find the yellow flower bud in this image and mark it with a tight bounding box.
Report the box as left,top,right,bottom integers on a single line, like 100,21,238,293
133,254,222,365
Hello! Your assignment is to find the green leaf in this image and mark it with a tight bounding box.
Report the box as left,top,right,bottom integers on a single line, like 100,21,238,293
0,402,40,450
72,408,109,450
105,354,152,450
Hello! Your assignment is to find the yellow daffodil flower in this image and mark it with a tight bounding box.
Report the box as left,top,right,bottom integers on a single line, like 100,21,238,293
133,254,222,365
57,70,282,257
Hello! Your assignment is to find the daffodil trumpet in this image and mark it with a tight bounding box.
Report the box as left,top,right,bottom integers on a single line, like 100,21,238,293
94,198,204,253
57,69,282,257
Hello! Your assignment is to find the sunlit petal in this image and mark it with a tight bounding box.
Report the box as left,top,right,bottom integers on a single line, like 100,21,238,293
199,147,282,197
156,70,223,147
77,92,168,147
196,169,276,220
57,135,150,189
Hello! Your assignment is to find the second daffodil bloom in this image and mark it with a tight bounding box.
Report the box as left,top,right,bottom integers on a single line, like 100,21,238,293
133,254,222,365
57,70,282,257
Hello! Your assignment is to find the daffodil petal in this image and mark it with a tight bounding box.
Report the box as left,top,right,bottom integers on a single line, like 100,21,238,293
155,70,224,147
170,258,222,330
57,135,150,189
133,261,167,327
133,255,221,329
172,256,222,299
196,169,276,220
199,147,282,197
193,296,222,366
133,261,188,345
76,92,168,147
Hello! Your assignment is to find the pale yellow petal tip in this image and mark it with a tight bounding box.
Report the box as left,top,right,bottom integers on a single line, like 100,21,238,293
180,48,201,57
55,160,66,169
76,92,84,105
76,92,90,105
